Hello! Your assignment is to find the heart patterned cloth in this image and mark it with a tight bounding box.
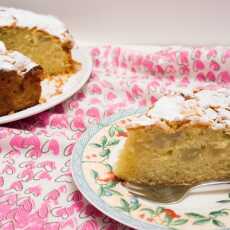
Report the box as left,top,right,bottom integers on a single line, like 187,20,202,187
0,45,230,229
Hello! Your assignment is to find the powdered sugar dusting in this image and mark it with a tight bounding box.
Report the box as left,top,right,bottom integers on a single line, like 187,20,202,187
40,79,58,102
0,41,38,74
0,7,73,43
148,96,185,120
195,90,229,108
129,88,230,130
40,75,70,102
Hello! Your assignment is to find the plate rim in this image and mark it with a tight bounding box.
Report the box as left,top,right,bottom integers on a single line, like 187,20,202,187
0,47,92,125
71,108,169,230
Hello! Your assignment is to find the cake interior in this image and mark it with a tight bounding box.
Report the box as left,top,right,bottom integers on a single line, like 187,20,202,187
0,27,77,76
114,124,230,186
0,67,42,115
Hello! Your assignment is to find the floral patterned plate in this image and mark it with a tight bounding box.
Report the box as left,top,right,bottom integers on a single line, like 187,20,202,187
71,109,230,230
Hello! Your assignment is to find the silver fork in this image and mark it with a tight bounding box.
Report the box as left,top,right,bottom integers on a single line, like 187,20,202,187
123,180,230,203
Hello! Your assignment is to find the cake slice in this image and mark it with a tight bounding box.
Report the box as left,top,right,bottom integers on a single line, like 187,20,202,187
114,89,230,186
0,41,43,115
0,7,80,76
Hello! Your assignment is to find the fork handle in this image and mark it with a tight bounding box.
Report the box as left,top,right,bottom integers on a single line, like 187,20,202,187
191,180,230,192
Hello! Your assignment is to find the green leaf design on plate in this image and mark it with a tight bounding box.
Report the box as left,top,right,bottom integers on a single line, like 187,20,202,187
209,209,228,218
104,163,113,172
99,187,112,197
141,208,155,217
171,219,188,226
186,213,206,219
104,181,117,189
101,136,108,147
212,219,225,227
218,200,230,203
91,170,98,179
129,197,140,211
120,198,129,211
109,126,116,137
117,198,130,212
98,184,121,197
115,126,125,132
156,207,164,215
98,186,104,196
119,198,130,213
164,215,172,225
100,148,111,157
103,190,113,196
185,209,230,227
109,189,122,196
107,138,120,146
217,193,230,203
193,218,210,225
90,143,102,148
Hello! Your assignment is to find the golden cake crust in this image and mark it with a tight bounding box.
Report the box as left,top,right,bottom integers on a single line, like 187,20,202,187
0,41,42,115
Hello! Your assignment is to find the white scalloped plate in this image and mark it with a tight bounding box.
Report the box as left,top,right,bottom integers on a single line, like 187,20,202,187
0,48,92,124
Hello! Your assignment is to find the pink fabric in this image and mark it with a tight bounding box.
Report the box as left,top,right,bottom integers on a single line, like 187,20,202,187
1,45,230,229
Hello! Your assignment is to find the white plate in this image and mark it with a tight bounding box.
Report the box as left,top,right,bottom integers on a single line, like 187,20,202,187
0,48,92,125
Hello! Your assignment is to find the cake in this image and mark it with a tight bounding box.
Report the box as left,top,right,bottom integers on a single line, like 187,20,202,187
114,88,230,186
0,7,80,76
0,41,43,115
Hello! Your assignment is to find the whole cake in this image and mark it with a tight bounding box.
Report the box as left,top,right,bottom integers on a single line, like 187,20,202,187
0,7,80,76
0,41,43,115
114,88,230,186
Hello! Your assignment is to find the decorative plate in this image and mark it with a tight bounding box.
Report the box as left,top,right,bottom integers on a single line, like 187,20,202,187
71,109,230,230
0,47,92,125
